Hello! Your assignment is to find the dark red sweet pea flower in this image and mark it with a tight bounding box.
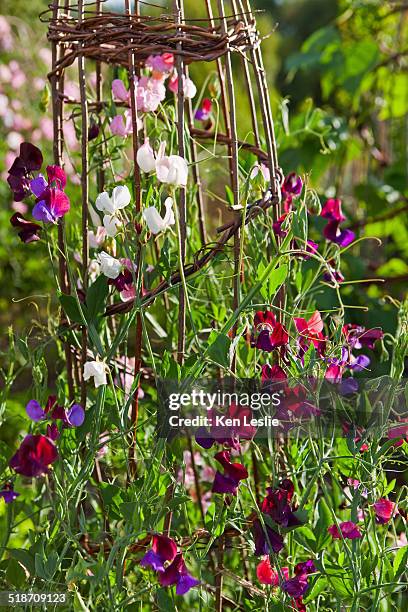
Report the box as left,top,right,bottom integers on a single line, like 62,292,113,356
9,434,58,477
373,498,398,524
256,556,289,585
328,521,362,540
253,518,284,555
261,479,302,528
7,142,43,201
212,450,248,495
158,553,200,595
342,324,383,350
0,483,20,504
10,213,42,243
281,172,303,212
252,311,289,352
140,534,178,571
273,213,289,238
261,364,287,385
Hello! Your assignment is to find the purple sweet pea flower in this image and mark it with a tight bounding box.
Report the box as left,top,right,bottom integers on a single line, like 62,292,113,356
282,172,303,196
339,377,359,395
140,534,178,572
66,404,85,427
282,560,316,598
0,484,20,503
349,354,370,372
158,553,200,595
343,324,384,350
26,399,46,422
10,213,42,243
253,518,284,555
323,220,355,247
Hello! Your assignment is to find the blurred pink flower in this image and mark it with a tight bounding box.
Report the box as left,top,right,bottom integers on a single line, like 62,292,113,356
11,201,28,214
0,17,13,51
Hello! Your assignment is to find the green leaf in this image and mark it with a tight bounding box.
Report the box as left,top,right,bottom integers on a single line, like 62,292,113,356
393,546,408,578
9,549,35,576
207,331,231,368
304,577,328,603
59,294,86,325
315,498,332,551
6,558,27,588
86,275,109,323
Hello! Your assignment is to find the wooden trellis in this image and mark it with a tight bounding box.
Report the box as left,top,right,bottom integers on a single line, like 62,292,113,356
45,0,282,605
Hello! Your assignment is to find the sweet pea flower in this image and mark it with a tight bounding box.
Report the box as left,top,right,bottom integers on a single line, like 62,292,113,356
294,310,326,357
0,484,19,503
146,53,174,74
140,534,199,596
282,172,303,197
143,197,175,234
168,72,197,98
7,142,43,201
195,98,212,122
111,78,129,102
212,450,248,495
282,561,315,599
96,185,131,236
387,420,408,447
111,111,142,137
108,258,137,302
253,518,284,555
26,396,84,429
251,163,270,183
328,521,362,540
83,360,108,388
156,153,188,186
88,226,107,249
30,165,70,223
10,213,42,243
261,479,302,527
342,324,384,350
9,434,58,478
137,138,156,173
373,498,398,524
251,311,289,352
96,251,123,279
256,557,289,585
321,198,355,247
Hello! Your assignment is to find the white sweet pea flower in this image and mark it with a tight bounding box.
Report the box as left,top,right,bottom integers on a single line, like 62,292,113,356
83,360,107,388
97,251,122,279
102,214,122,238
156,154,188,186
95,185,131,214
250,163,270,182
143,197,175,234
137,138,156,173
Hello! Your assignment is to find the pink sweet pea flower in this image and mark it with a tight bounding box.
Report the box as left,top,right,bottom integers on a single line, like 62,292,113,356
146,53,174,74
111,78,129,102
373,498,398,524
328,521,362,540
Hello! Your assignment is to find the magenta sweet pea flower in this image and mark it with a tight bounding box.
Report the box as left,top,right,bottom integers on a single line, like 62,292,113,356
283,172,303,197
321,198,345,222
212,450,248,495
31,165,69,224
0,483,20,503
140,535,199,595
328,521,362,540
253,518,284,555
10,213,42,243
373,498,398,524
140,534,178,571
343,324,383,350
323,220,355,247
9,434,58,477
387,420,408,447
7,142,43,201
